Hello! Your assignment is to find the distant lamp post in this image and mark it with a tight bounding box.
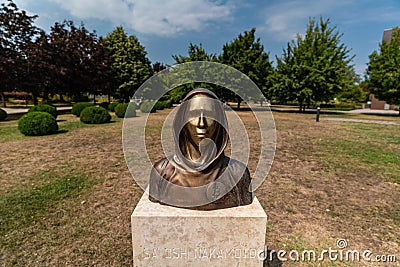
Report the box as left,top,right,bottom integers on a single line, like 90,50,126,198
316,107,320,122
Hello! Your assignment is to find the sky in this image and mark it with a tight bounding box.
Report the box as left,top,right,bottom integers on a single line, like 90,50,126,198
12,0,400,76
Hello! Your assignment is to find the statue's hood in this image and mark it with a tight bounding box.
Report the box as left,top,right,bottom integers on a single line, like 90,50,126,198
170,88,229,172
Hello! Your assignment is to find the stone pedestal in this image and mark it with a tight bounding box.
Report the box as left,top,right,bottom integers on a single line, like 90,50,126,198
131,193,267,266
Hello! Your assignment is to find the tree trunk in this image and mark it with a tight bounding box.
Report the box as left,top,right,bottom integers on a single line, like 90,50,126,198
59,94,65,103
108,94,111,103
1,92,6,108
124,94,130,104
43,90,48,103
298,100,303,112
32,93,38,105
237,97,241,109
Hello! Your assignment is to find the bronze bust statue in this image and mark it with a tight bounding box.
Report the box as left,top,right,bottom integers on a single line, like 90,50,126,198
149,88,253,210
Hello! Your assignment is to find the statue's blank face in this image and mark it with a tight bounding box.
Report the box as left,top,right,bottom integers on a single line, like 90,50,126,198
185,94,218,145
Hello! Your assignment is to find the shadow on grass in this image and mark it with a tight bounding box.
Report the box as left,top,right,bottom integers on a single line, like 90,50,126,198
80,120,117,125
264,250,283,267
56,129,68,134
21,129,69,137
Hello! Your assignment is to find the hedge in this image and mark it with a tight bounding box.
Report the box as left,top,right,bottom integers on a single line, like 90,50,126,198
108,102,120,112
0,108,7,121
154,100,172,110
80,106,111,124
72,102,94,117
115,103,136,118
28,104,58,119
18,111,58,136
140,100,156,113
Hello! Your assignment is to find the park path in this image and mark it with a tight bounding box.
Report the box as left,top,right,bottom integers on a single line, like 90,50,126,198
322,117,399,125
2,106,72,114
2,106,72,120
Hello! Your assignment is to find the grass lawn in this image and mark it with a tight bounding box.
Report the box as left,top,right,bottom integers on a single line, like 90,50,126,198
0,111,399,266
321,113,400,121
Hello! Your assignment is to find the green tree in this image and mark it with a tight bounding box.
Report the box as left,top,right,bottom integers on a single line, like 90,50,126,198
366,27,400,115
169,43,219,102
272,17,356,111
172,43,217,63
336,69,367,103
152,62,166,73
219,28,274,108
103,26,153,102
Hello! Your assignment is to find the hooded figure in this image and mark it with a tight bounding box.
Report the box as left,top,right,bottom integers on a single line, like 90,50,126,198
149,88,253,210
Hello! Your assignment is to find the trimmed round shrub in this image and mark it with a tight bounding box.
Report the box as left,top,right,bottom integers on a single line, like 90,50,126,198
153,101,164,111
18,111,58,136
72,102,93,117
80,106,111,124
154,100,172,110
0,108,7,121
164,100,173,108
29,104,58,119
98,102,109,110
115,103,136,118
140,100,156,113
108,102,119,112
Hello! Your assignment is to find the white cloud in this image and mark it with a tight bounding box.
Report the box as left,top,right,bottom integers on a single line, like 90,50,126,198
51,0,234,36
261,0,352,41
355,5,400,24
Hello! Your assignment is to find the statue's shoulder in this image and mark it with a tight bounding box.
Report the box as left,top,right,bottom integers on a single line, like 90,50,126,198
153,157,169,172
153,157,176,179
223,156,250,177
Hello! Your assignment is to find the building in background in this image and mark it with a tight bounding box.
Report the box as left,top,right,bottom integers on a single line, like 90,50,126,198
370,94,395,110
382,28,400,45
